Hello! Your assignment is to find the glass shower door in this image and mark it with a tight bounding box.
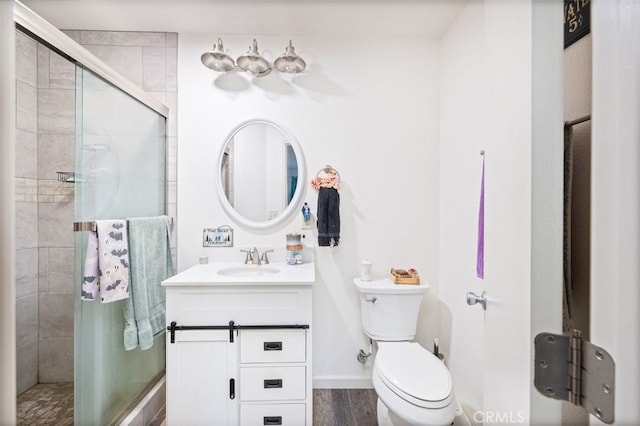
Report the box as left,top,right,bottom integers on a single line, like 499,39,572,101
73,66,167,424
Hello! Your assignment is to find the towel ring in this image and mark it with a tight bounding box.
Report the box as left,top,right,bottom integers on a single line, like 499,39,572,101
316,165,341,184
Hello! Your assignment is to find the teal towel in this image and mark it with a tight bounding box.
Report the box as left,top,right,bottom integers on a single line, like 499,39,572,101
123,216,174,351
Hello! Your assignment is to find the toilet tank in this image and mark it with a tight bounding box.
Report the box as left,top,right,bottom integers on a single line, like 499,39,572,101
354,278,430,341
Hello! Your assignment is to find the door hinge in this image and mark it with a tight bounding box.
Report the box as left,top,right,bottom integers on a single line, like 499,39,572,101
534,330,615,424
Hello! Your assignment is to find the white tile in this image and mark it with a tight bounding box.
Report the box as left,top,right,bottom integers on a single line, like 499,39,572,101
15,30,37,87
16,81,37,133
16,248,39,299
81,30,165,47
166,46,177,92
47,247,74,293
62,30,81,44
16,341,38,394
15,129,38,179
38,202,74,248
165,91,178,138
16,202,38,250
167,136,177,181
143,46,166,92
16,294,38,347
38,337,73,382
38,88,75,134
38,133,75,180
166,32,178,48
37,43,50,89
39,294,74,338
83,45,143,87
49,50,76,90
39,247,49,292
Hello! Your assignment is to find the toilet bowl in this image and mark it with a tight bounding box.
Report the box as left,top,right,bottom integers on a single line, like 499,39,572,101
373,342,456,426
354,278,457,426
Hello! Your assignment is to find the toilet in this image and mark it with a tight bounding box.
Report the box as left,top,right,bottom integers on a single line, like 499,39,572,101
354,278,457,426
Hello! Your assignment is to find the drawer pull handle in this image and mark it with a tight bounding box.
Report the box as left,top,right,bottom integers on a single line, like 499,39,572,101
229,378,235,399
263,416,283,425
264,341,283,351
264,379,283,389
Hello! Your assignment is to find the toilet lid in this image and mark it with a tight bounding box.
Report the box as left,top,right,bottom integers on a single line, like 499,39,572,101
376,342,452,404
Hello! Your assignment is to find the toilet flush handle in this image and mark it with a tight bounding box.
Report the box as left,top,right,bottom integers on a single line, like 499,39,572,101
466,291,487,310
366,297,378,304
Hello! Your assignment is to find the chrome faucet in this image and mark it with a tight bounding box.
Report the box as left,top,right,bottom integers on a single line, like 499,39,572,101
259,249,274,265
240,246,261,264
240,247,274,265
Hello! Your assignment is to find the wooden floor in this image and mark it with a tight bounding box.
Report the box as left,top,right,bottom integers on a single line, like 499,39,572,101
313,389,378,426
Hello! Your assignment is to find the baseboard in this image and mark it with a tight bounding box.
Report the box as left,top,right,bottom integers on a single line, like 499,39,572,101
117,374,166,426
313,376,373,389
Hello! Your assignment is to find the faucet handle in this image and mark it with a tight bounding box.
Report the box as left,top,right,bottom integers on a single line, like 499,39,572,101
240,249,253,264
260,249,274,265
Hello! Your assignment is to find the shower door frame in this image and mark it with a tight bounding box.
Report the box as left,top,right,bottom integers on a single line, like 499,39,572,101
12,0,170,422
13,1,168,119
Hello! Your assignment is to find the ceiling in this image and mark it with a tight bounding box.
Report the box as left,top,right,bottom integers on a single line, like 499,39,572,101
20,0,468,38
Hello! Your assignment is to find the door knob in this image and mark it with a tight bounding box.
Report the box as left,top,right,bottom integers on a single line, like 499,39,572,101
466,291,487,310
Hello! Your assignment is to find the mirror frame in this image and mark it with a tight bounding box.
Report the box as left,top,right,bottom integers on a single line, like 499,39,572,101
216,118,306,230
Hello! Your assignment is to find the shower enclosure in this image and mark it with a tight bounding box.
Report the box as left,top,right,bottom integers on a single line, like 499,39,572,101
14,2,171,423
73,61,167,425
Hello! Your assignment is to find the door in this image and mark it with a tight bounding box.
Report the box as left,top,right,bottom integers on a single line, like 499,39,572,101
479,1,564,425
166,330,238,425
73,66,167,424
589,2,640,424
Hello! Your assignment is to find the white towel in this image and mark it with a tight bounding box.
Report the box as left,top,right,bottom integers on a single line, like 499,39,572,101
81,220,130,303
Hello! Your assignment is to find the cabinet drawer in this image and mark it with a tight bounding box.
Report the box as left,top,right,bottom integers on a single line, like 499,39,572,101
240,366,306,401
240,330,306,364
240,403,306,426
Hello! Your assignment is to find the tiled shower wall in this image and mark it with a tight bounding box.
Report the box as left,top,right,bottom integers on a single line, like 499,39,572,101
15,29,178,394
15,29,77,393
64,30,178,254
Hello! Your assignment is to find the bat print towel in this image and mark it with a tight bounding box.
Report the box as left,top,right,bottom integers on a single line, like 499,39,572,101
81,219,130,303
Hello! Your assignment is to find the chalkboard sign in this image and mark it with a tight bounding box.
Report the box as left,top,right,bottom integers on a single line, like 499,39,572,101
564,0,590,48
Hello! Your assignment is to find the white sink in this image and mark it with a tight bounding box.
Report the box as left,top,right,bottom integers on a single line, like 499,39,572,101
162,260,315,286
217,265,281,277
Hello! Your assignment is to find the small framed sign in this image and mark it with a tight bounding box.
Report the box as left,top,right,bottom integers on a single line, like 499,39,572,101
203,225,233,247
564,0,590,49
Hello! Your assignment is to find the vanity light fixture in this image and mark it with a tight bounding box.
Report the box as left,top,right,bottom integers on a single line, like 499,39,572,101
236,38,271,77
200,38,235,72
201,38,306,77
274,40,306,73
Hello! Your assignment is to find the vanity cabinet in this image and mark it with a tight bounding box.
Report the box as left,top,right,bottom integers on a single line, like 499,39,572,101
163,263,313,426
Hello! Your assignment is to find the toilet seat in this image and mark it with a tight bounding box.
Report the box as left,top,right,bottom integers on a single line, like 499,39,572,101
375,342,454,409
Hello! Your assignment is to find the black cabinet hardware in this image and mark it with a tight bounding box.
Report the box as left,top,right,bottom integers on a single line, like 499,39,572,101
167,322,309,344
263,341,283,351
263,416,282,425
263,379,283,389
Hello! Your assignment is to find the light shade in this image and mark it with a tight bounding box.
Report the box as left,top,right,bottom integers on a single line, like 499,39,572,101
236,39,271,77
201,38,235,72
274,40,306,73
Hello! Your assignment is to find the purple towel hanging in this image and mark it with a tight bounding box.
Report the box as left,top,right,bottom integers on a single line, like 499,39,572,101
477,155,485,279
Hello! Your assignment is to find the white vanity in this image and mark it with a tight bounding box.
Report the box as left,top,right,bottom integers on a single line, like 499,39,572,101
162,259,314,425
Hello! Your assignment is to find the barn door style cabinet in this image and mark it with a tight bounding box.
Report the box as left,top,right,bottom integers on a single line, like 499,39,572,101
162,259,314,425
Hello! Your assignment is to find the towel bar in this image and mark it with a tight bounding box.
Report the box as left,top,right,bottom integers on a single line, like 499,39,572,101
73,217,174,232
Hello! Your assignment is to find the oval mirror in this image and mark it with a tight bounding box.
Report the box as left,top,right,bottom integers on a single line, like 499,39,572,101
216,119,306,230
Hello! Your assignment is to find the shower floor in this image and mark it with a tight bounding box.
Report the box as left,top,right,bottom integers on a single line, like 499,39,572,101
17,383,73,425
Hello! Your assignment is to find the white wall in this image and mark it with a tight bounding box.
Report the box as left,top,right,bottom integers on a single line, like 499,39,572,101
438,1,486,415
178,33,440,386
